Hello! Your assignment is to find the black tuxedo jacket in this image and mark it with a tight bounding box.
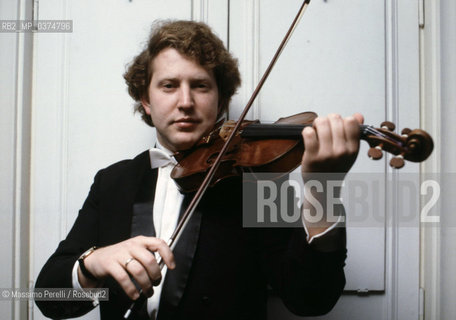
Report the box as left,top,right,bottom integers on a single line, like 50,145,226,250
35,151,346,320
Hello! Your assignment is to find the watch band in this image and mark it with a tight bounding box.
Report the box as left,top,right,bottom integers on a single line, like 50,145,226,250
78,246,98,281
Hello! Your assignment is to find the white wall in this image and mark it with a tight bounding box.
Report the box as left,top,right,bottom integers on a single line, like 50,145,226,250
438,0,456,319
0,0,33,319
420,0,456,319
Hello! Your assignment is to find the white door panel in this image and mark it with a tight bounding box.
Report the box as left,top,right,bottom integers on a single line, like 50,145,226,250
229,0,420,319
230,0,387,291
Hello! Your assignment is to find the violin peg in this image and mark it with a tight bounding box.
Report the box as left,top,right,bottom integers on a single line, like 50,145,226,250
401,128,411,136
368,146,383,160
381,121,396,131
390,155,405,169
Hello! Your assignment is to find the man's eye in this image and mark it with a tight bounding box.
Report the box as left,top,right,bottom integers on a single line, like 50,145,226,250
196,83,209,89
163,83,174,89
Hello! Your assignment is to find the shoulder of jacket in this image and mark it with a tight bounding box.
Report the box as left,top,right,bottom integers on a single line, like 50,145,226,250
95,150,151,182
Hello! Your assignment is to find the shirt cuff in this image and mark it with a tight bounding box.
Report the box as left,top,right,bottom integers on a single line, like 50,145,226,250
303,214,343,244
72,260,100,307
72,260,83,289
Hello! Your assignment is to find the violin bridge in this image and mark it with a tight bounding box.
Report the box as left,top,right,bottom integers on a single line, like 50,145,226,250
219,120,237,141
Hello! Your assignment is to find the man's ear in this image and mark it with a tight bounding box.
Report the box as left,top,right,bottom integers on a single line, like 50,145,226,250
140,98,151,115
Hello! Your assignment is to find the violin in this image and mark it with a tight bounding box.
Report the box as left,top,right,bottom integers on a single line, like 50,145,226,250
171,111,434,192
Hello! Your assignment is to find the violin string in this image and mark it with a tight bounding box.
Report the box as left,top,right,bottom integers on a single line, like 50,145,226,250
362,126,405,149
229,122,406,150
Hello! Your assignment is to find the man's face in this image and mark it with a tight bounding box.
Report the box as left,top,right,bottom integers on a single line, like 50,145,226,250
142,48,219,152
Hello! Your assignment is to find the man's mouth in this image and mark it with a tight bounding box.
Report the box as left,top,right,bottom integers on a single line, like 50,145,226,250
173,118,200,129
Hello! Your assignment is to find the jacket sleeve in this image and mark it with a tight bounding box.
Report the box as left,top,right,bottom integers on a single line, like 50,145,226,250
261,217,347,316
34,170,103,319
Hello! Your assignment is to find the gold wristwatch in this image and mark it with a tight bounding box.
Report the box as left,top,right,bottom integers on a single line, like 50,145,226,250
78,246,98,281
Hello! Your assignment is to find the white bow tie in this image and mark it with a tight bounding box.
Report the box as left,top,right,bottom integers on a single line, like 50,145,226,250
149,148,177,169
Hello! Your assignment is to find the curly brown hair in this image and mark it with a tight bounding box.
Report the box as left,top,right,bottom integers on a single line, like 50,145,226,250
124,20,241,127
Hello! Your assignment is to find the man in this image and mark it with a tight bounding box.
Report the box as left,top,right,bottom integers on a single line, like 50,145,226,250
35,20,363,319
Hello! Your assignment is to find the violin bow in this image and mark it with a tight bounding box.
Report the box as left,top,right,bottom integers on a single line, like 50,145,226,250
124,1,311,317
166,0,310,252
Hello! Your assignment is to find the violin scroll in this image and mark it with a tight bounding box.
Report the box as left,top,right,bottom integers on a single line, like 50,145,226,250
362,121,434,168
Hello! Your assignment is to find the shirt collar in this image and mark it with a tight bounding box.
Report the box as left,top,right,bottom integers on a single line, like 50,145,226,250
149,141,177,169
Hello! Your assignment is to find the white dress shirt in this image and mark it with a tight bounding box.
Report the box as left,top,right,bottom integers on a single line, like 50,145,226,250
146,144,183,318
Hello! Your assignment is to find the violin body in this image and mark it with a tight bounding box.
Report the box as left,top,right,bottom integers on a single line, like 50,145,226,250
172,112,318,192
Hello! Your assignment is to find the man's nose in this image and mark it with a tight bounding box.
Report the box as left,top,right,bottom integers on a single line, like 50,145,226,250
178,85,194,109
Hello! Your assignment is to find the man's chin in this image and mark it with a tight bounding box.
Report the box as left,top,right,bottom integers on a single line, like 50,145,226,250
171,132,208,151
173,139,200,152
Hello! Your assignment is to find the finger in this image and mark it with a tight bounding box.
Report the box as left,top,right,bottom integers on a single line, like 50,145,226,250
344,116,361,154
145,238,176,270
353,112,364,124
110,263,141,300
302,126,318,157
125,258,155,297
327,114,346,155
132,248,162,286
313,117,332,158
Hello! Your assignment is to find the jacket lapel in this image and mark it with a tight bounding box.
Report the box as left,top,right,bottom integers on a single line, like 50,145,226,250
128,158,158,319
131,167,158,238
158,193,203,317
128,152,203,317
101,151,152,245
